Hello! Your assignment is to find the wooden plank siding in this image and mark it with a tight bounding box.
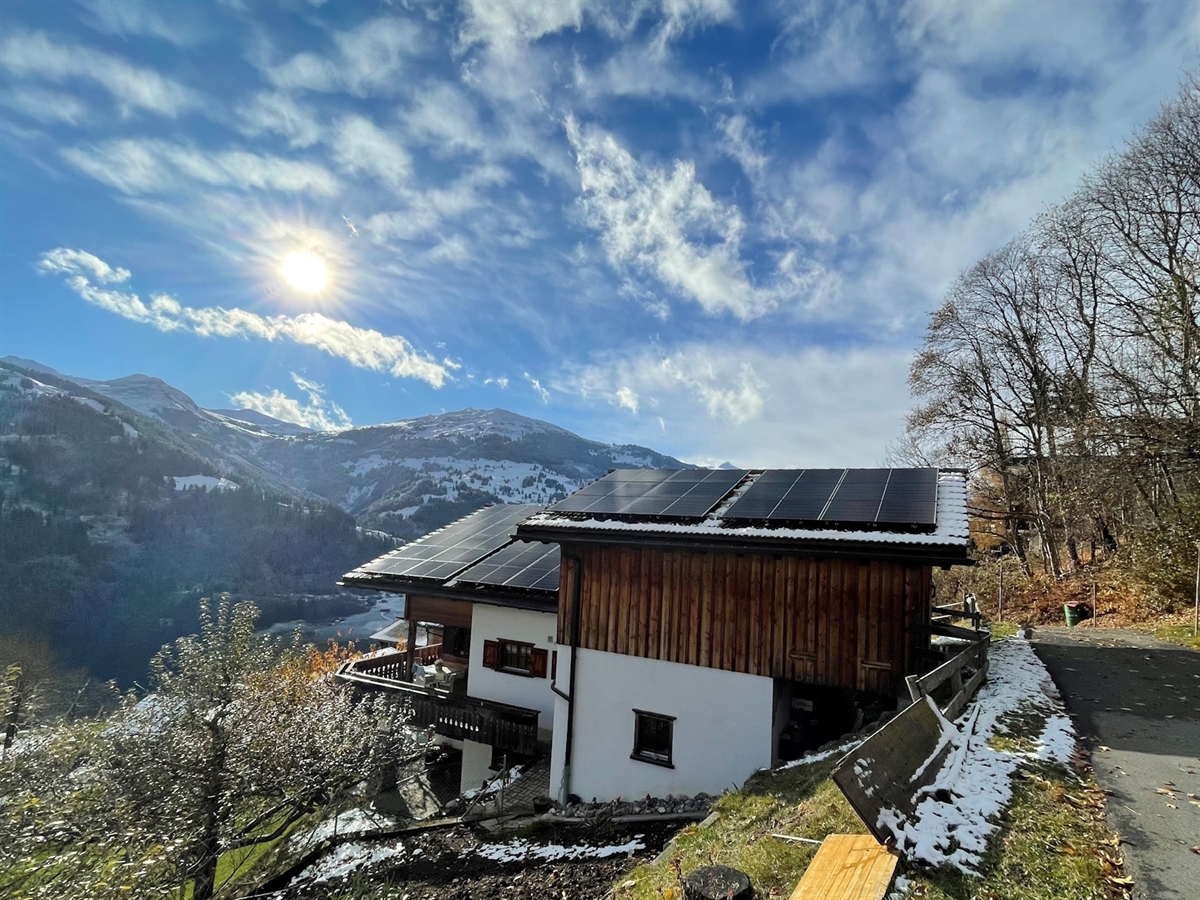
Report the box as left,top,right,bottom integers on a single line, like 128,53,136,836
557,544,932,695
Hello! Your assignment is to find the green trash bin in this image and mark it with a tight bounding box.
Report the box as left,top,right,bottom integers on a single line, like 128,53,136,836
1064,601,1085,627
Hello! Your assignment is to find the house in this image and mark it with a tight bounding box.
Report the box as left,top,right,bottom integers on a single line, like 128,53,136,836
514,467,971,803
337,503,561,796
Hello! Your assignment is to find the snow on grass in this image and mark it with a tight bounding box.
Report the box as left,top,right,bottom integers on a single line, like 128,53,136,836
463,765,523,799
288,807,398,853
877,638,1077,874
775,737,863,771
468,835,646,863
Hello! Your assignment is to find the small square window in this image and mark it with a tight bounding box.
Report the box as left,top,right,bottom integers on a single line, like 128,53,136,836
631,709,675,768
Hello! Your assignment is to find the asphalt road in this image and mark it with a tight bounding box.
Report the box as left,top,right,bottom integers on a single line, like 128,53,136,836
1031,627,1200,900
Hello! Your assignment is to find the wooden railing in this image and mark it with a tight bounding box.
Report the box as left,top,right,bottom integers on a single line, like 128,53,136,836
931,603,983,630
336,656,541,755
907,625,990,720
415,643,443,665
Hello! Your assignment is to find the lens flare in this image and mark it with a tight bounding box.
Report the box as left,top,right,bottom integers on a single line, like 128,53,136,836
281,250,329,293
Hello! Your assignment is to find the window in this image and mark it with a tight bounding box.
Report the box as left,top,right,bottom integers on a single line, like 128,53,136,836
482,639,548,677
500,640,533,673
631,709,675,767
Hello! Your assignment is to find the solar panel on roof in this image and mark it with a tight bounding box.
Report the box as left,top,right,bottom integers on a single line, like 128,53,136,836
351,503,539,581
723,468,938,531
452,541,561,592
546,468,745,520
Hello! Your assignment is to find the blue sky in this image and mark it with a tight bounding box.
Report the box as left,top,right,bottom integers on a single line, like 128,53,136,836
1,0,1196,467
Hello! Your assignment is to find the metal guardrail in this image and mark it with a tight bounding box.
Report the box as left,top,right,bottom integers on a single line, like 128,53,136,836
907,628,990,721
336,658,541,755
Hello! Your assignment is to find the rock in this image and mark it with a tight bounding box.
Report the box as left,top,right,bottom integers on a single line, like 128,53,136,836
683,865,753,900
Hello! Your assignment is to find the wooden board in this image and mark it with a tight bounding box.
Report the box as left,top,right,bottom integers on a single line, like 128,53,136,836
789,834,897,900
560,544,933,695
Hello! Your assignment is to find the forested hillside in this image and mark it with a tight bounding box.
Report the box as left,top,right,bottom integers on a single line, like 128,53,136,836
0,370,390,684
906,74,1198,608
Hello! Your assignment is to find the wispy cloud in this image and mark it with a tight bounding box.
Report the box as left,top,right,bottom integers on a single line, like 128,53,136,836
265,17,421,97
524,371,549,402
61,139,339,196
567,115,793,320
330,115,410,190
39,248,448,387
230,373,352,431
233,92,323,148
0,30,197,117
80,0,212,47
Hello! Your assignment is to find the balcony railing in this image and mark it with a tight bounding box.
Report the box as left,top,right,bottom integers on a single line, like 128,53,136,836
336,654,541,756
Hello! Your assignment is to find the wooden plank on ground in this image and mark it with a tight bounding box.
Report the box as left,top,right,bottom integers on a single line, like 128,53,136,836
789,834,897,900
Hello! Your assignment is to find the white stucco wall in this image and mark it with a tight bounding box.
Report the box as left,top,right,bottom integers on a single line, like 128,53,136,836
468,604,558,739
550,648,774,802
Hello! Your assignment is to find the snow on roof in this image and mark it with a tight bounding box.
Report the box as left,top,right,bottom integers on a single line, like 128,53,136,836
519,469,970,552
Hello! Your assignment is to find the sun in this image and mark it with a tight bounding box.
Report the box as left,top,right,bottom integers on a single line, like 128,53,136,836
280,250,329,294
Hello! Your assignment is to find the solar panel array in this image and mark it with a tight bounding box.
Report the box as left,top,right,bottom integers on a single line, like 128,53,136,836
352,504,541,582
548,468,746,519
452,541,560,592
723,468,938,529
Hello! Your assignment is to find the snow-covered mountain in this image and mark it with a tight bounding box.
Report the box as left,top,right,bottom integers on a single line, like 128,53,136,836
1,356,686,539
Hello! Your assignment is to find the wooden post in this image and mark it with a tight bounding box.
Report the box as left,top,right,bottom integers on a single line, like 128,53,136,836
997,562,1003,624
1091,581,1097,627
1193,542,1199,638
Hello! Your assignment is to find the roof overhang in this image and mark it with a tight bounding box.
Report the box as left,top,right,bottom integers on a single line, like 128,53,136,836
339,574,558,613
515,522,973,568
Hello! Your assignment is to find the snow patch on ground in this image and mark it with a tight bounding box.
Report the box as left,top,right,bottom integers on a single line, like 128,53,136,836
294,840,405,885
877,638,1077,873
775,737,863,770
168,475,239,491
468,836,646,863
288,807,398,853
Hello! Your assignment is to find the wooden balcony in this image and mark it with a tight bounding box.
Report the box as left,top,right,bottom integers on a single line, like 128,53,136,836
336,652,541,756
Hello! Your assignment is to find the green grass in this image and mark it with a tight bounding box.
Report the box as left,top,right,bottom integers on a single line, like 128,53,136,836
1155,624,1200,650
912,765,1121,900
988,622,1019,639
611,759,1121,900
613,756,865,900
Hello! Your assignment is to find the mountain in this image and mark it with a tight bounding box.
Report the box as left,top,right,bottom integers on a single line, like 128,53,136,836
0,356,685,683
1,355,686,541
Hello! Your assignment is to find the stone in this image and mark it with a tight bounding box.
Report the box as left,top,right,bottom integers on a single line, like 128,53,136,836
682,865,753,900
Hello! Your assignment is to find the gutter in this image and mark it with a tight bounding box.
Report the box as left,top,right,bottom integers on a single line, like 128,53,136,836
557,548,584,805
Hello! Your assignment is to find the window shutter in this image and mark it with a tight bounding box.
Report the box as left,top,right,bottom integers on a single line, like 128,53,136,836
482,640,498,670
530,648,548,678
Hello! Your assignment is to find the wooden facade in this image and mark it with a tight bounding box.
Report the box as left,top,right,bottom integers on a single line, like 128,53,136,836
556,544,932,695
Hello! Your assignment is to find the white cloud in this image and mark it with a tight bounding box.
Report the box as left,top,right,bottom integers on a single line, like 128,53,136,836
719,114,768,182
61,139,339,196
400,80,486,155
230,373,352,431
0,30,196,117
457,0,588,59
484,375,510,389
564,342,913,467
524,372,550,402
234,92,322,148
2,87,90,125
330,115,410,189
39,248,448,387
566,115,783,320
615,385,639,414
266,17,421,96
651,0,737,57
80,0,211,46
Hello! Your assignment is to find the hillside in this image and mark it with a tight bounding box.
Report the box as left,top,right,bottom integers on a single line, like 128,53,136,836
0,357,685,683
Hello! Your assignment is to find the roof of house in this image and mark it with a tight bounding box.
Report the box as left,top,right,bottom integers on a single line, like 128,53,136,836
341,503,559,611
516,468,971,565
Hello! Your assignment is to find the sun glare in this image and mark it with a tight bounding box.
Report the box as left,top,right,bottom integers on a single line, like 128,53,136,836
281,250,329,294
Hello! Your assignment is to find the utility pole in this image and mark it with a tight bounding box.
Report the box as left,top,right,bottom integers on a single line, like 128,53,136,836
1193,542,1199,638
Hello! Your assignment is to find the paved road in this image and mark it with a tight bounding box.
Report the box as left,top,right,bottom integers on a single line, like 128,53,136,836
1031,627,1200,900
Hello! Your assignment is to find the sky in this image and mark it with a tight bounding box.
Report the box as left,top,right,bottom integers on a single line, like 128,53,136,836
1,0,1197,467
